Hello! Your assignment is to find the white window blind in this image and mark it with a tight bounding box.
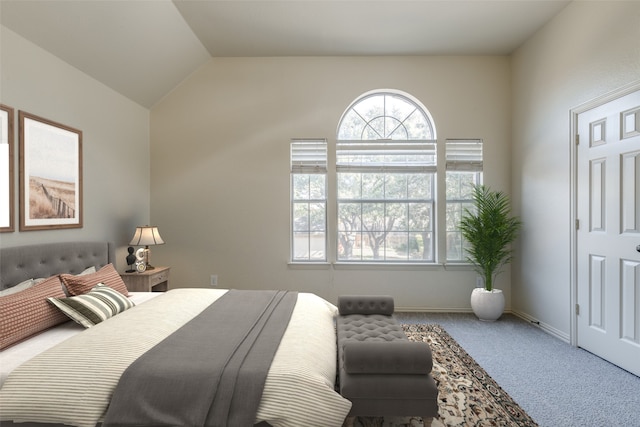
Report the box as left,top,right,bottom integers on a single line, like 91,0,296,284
336,139,437,173
291,139,327,173
291,138,327,262
445,139,483,171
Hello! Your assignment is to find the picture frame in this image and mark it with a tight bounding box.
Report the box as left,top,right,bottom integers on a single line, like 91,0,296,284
0,104,14,232
19,111,83,231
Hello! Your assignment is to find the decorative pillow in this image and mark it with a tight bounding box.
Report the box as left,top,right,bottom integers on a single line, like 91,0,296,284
0,276,69,350
80,266,97,275
0,279,35,296
60,263,129,296
48,284,135,328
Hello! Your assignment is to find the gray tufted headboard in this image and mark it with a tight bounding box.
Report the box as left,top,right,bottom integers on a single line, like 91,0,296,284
0,241,115,290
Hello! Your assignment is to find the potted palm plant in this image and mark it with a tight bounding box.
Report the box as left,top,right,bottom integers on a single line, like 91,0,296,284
459,185,522,321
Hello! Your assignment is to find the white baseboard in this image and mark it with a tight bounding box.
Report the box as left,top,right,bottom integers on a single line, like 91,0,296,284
511,310,570,343
395,306,473,313
395,307,572,344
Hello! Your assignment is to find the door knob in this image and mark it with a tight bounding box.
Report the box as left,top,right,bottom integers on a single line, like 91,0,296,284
637,244,640,253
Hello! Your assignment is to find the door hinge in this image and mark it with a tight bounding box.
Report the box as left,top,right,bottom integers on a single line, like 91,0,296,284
576,219,580,230
575,304,580,315
576,134,580,145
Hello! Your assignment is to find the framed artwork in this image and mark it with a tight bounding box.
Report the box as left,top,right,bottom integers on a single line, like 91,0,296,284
19,111,83,231
0,104,14,232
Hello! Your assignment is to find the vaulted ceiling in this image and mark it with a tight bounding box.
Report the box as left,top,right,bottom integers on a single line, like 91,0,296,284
1,0,571,108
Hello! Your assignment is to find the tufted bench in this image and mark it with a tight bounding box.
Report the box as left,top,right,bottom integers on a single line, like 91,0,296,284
336,295,438,426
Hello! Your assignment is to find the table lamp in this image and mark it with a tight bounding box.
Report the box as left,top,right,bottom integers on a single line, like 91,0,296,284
129,225,164,270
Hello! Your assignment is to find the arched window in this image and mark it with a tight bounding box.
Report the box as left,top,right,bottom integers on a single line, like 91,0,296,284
337,91,435,140
290,90,482,264
336,90,437,262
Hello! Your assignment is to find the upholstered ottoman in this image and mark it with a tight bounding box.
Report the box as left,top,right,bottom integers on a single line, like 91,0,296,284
336,296,438,425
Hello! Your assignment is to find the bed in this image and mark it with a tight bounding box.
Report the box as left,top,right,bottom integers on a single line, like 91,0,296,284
0,241,351,427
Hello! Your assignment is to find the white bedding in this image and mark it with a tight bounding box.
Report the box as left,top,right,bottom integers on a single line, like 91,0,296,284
0,289,352,427
0,291,161,387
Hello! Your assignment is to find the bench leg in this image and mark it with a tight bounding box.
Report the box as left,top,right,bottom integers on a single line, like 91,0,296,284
342,416,355,427
343,416,434,427
422,417,434,426
342,416,387,427
360,417,384,427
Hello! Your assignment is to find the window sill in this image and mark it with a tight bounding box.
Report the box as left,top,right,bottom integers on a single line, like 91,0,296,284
333,262,442,271
288,262,332,270
442,263,476,271
288,262,475,271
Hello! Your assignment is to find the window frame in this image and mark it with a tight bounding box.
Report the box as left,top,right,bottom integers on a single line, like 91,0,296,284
444,139,484,263
335,171,436,262
290,139,328,262
334,90,437,264
289,92,484,267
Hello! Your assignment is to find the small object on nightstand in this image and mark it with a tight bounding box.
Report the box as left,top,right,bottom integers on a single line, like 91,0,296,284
125,247,136,273
135,247,145,262
134,248,146,272
120,266,170,292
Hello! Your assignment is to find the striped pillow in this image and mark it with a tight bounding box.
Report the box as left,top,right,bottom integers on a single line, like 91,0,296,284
0,276,69,350
60,263,129,296
48,284,135,328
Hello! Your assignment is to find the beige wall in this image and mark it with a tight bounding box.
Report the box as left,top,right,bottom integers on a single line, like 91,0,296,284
151,56,512,309
0,27,151,267
511,1,640,338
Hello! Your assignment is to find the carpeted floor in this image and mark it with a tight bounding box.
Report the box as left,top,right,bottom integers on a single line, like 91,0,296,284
394,313,640,427
352,324,538,427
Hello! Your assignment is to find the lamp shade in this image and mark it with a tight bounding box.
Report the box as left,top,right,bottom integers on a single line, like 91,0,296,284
129,226,164,246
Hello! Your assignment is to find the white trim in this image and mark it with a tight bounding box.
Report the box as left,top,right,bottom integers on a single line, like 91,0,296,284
288,261,477,272
332,262,444,271
396,306,474,313
394,307,571,342
287,262,331,270
568,80,640,347
511,310,570,343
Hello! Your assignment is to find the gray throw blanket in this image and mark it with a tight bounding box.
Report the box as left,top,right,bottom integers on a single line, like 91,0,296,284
103,289,298,427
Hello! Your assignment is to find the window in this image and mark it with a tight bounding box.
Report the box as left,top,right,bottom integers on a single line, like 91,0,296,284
336,91,436,262
289,91,483,265
445,139,483,262
291,139,327,261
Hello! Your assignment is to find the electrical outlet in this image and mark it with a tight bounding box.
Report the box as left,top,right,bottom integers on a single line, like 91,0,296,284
475,276,484,288
210,274,218,287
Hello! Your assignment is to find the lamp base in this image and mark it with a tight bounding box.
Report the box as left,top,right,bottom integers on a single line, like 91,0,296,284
145,264,156,270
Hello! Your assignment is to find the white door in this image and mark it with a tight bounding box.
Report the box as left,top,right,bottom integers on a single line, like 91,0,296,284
576,89,640,377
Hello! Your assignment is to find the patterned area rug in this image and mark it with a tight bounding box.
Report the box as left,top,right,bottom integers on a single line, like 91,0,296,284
351,324,538,427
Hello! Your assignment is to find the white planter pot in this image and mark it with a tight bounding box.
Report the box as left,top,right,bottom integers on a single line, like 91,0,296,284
470,288,505,321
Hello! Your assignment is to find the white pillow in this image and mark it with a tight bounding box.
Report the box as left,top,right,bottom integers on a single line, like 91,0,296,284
0,279,35,296
80,266,97,275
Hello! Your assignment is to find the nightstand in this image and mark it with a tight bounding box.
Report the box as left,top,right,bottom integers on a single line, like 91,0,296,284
120,266,170,292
